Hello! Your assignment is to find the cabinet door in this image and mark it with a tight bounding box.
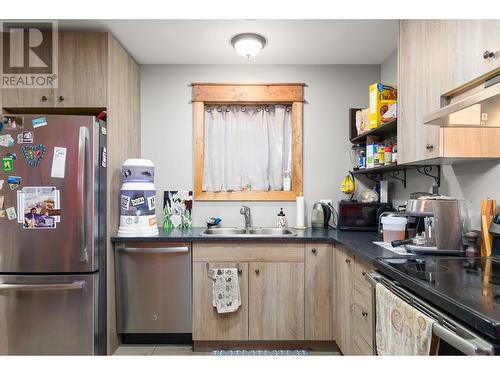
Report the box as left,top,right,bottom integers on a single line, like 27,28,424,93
192,262,248,341
305,243,334,341
451,20,500,92
334,246,354,354
1,28,55,108
398,20,441,163
56,32,107,107
249,262,304,340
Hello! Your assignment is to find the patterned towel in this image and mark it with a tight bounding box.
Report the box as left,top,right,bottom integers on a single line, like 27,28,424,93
210,268,241,313
375,283,435,355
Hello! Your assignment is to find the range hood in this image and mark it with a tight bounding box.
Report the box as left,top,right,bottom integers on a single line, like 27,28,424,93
423,74,500,127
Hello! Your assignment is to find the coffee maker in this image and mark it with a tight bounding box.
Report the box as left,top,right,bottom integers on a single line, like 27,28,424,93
402,197,466,255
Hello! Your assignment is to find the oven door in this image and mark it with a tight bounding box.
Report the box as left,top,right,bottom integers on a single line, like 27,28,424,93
366,272,496,355
0,273,96,355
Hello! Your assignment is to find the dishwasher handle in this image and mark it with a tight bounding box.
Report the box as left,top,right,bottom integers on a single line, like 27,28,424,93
117,246,190,254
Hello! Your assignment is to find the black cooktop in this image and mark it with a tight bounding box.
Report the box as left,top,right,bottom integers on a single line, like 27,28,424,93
377,256,500,340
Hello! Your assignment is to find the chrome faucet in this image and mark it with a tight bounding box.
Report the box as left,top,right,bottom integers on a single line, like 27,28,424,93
240,206,251,229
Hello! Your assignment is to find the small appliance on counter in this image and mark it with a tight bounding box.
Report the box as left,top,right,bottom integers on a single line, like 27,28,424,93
117,159,159,237
397,196,468,255
338,201,393,231
490,214,500,257
311,202,334,229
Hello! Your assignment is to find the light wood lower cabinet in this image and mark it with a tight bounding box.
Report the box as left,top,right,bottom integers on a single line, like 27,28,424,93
249,262,304,340
335,245,375,355
305,243,334,341
192,242,333,343
193,262,248,341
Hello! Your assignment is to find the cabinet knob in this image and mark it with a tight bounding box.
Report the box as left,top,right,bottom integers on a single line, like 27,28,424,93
58,95,65,102
362,271,366,276
345,258,351,264
311,248,317,254
41,95,48,102
238,269,242,275
483,50,495,59
362,311,368,317
426,143,434,150
255,269,260,275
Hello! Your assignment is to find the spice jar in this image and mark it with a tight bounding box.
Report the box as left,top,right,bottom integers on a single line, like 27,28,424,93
384,145,393,165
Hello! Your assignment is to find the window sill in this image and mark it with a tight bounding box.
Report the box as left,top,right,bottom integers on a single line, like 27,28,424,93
195,190,298,201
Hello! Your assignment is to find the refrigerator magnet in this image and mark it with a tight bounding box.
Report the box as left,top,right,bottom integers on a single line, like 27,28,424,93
51,147,67,178
2,157,13,172
0,210,5,218
6,153,17,160
7,176,21,190
22,144,46,166
6,207,17,221
0,179,4,190
31,116,48,129
18,187,60,229
17,131,34,144
0,134,15,147
2,116,23,131
0,195,4,209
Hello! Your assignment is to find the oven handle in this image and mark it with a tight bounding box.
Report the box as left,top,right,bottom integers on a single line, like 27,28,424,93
0,281,85,291
365,272,495,356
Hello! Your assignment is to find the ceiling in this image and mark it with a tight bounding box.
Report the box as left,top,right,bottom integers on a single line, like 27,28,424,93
58,19,398,65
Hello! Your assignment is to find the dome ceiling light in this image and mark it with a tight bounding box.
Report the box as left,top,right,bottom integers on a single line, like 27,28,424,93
231,33,267,59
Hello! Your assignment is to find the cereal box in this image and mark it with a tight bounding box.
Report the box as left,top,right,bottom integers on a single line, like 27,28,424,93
369,83,397,129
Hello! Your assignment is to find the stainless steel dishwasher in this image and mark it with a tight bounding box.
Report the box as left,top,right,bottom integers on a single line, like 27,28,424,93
115,243,192,341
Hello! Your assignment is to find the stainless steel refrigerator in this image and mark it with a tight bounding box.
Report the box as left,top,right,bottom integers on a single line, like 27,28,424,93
0,114,107,355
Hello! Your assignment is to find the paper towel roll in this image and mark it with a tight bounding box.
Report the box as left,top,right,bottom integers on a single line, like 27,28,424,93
296,195,305,228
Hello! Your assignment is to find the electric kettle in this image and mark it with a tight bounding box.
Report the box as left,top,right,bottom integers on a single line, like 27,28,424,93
311,202,332,229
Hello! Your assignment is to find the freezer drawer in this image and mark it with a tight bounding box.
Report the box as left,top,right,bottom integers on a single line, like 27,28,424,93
0,273,96,355
115,244,192,334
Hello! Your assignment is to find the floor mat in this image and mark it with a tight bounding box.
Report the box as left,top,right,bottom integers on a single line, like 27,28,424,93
213,349,309,356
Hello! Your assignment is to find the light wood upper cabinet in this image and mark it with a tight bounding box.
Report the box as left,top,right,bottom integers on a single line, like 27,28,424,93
2,32,108,109
398,20,500,164
398,20,441,163
192,262,248,341
249,262,304,341
55,32,107,107
305,243,334,341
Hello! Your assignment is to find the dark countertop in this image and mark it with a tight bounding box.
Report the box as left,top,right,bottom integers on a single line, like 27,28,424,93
112,227,500,342
111,227,405,265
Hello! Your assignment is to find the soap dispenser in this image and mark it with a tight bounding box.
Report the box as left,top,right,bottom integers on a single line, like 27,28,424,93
276,208,287,228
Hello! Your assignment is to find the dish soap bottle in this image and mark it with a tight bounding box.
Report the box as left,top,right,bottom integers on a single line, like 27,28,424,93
276,208,287,228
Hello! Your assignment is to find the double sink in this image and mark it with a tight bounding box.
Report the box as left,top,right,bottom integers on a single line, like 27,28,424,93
200,227,297,237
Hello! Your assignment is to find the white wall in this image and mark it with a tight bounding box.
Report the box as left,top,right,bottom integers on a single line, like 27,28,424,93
380,50,398,86
141,64,379,227
380,51,500,230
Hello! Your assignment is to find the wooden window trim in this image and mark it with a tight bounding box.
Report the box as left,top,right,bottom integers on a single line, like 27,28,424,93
193,83,304,201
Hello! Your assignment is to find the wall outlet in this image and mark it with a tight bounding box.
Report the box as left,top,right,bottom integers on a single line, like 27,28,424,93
319,199,333,206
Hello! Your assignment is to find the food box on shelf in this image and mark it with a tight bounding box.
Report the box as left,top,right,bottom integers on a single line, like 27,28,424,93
369,83,397,129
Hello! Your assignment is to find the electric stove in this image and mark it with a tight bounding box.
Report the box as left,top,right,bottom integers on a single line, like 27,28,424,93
376,256,500,341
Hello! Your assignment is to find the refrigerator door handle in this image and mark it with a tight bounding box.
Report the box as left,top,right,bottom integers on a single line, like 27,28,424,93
78,126,90,263
0,281,85,291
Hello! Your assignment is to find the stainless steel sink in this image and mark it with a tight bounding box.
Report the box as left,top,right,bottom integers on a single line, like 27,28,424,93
200,227,296,237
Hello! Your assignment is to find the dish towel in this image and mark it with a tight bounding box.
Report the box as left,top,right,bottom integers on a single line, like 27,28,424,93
210,268,241,313
375,283,435,355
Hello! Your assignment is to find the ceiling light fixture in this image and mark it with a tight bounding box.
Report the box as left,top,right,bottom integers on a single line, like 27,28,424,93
231,33,267,59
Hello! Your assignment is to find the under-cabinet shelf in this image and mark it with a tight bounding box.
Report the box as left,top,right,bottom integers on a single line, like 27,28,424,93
352,164,441,189
350,119,397,144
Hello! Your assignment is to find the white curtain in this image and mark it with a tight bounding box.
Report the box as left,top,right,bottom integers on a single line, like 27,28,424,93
203,105,292,192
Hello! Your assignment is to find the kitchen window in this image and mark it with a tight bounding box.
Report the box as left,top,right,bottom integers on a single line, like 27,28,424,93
192,83,304,201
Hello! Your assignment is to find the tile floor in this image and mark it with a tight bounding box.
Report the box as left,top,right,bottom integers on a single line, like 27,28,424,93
114,345,340,356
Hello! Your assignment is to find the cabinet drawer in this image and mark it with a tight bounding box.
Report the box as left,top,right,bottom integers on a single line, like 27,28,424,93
193,242,305,262
354,259,372,288
352,278,374,347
